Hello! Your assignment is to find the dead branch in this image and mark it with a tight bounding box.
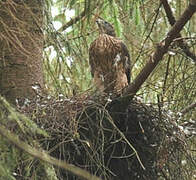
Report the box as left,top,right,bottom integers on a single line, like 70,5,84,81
123,1,196,98
161,0,196,63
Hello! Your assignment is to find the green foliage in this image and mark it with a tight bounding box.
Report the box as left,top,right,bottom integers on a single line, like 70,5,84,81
0,139,16,180
0,0,195,179
43,0,196,119
0,97,48,137
42,3,195,178
133,1,141,26
0,97,51,179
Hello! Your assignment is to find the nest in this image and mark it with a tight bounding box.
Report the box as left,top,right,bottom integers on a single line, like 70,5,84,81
15,93,195,180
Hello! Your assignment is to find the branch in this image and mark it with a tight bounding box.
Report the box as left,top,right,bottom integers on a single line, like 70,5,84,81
0,125,101,180
58,1,100,33
161,0,196,63
123,1,196,97
181,102,196,115
58,10,86,32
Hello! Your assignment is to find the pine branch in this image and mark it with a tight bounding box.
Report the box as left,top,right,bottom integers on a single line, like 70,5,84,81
59,2,100,32
123,0,196,98
161,0,196,63
59,10,86,32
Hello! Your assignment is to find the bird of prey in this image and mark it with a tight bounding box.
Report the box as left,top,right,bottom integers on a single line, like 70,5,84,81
89,18,131,94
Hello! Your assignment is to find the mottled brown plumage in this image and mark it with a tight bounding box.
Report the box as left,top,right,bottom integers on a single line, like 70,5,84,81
89,18,131,94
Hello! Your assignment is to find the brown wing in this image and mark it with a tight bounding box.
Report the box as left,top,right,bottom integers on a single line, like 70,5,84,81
89,34,131,93
120,41,131,84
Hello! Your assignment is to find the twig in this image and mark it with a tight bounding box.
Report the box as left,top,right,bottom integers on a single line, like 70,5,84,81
135,3,162,64
106,111,146,170
0,125,101,180
58,10,86,32
58,1,100,33
123,1,196,98
161,0,196,63
161,55,171,103
181,102,196,115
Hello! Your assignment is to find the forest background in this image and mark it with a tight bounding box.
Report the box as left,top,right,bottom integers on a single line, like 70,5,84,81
0,0,195,179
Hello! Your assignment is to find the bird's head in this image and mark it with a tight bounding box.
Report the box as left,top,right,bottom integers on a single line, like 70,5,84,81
96,18,116,37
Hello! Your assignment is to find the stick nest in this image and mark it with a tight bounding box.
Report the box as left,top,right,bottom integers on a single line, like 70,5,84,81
15,93,195,180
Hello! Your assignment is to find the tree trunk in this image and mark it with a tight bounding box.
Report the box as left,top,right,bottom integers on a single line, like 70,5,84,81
0,0,44,105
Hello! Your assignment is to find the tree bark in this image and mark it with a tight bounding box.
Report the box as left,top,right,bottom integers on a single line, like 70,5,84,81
0,0,44,105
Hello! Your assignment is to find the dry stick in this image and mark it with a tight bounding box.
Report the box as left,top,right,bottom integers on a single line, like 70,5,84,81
161,0,196,63
0,125,101,180
123,1,196,98
106,113,146,170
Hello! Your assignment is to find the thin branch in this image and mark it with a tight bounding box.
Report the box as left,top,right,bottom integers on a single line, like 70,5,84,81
58,10,86,32
123,1,196,98
161,0,196,63
106,111,146,170
162,55,171,98
0,125,101,180
135,3,162,64
58,1,100,33
181,102,196,115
